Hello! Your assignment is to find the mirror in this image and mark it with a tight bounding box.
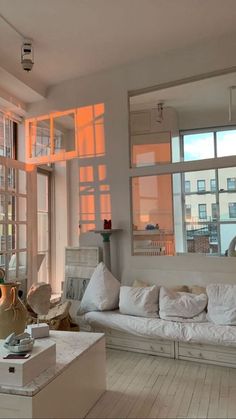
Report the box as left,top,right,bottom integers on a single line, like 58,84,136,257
129,72,236,256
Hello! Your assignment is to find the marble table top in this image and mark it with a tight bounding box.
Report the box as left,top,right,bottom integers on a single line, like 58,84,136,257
0,331,104,397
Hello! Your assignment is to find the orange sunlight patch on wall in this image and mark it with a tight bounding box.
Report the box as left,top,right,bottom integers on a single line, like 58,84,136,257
25,104,105,165
79,166,94,182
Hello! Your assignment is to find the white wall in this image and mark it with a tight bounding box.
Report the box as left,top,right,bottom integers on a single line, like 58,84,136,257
27,32,236,284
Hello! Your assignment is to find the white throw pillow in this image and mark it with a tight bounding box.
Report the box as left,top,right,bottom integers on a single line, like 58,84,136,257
79,262,120,312
119,285,159,318
207,284,236,325
159,286,207,320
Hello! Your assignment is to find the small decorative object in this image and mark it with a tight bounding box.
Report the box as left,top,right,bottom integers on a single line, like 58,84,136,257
26,282,51,338
145,223,158,230
4,331,34,353
0,282,28,339
0,267,5,284
103,219,112,229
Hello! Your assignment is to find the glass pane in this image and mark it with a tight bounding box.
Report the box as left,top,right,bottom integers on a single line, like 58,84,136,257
0,165,5,189
218,167,236,191
18,224,27,250
7,168,16,191
18,251,27,278
18,170,27,195
0,195,5,221
7,195,16,221
8,252,17,281
38,252,49,283
132,175,175,256
18,197,27,221
53,112,75,154
185,222,219,254
37,174,48,212
184,169,216,195
131,132,171,167
221,224,236,255
0,253,5,269
30,119,51,158
7,224,16,250
38,213,48,251
183,132,214,161
0,224,6,251
219,193,236,221
217,130,236,157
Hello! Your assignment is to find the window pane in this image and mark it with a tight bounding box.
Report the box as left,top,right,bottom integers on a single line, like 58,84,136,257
53,113,76,154
0,195,5,221
217,130,236,157
18,170,27,195
18,197,27,222
132,175,175,255
0,224,6,251
8,224,16,250
186,222,219,254
219,167,236,191
30,120,50,158
131,132,171,167
221,224,236,255
7,195,16,221
0,165,5,189
183,132,214,161
18,224,27,250
184,169,216,194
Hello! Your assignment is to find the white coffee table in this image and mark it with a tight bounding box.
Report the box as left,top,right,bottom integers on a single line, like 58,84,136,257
0,331,106,418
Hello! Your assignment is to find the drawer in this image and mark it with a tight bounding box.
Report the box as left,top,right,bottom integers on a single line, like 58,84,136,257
178,343,236,367
106,335,173,356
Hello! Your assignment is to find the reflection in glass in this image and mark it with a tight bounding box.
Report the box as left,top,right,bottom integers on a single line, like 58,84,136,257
217,130,236,157
183,132,214,161
132,175,175,255
53,113,76,154
131,132,171,167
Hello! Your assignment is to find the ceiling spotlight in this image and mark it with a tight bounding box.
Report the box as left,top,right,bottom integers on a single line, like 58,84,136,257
21,40,34,72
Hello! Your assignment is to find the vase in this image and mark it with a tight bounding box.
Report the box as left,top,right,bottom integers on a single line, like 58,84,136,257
0,282,28,339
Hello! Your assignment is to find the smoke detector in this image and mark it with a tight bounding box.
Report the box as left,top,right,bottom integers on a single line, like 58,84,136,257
21,40,34,72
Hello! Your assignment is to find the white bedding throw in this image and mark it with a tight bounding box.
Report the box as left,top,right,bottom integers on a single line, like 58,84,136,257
84,310,236,347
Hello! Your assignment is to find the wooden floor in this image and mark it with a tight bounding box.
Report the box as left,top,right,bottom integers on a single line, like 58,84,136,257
86,348,236,419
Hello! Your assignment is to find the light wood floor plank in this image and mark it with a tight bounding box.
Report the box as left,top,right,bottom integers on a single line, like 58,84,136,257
86,349,236,419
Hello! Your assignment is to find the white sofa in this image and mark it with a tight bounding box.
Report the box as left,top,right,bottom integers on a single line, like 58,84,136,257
84,310,236,368
70,263,236,368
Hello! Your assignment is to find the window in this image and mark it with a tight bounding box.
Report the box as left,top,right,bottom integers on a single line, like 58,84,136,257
130,104,236,256
229,203,236,218
198,204,207,220
227,177,236,190
185,204,191,220
210,179,216,192
197,180,206,192
185,181,191,193
0,112,16,159
211,203,217,220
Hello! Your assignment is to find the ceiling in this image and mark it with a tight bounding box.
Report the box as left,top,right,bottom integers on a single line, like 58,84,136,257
1,0,236,108
130,72,236,114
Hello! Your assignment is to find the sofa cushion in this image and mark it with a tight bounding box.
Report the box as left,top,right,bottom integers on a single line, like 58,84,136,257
119,285,159,318
207,284,236,325
159,286,207,321
79,262,120,313
132,279,149,287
